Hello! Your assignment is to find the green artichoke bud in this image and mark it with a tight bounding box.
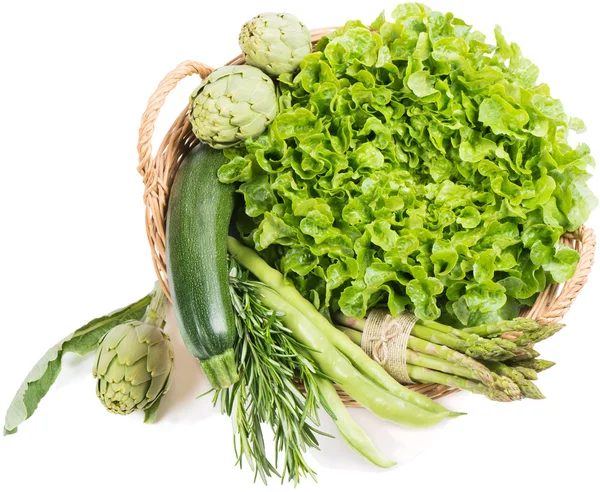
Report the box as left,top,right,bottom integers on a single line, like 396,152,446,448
239,12,312,76
92,283,174,419
93,321,174,416
188,65,277,149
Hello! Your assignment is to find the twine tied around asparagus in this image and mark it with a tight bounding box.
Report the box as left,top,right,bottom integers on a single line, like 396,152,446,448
361,309,418,384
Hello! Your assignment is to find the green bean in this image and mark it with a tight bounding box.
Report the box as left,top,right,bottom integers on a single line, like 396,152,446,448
257,286,454,428
315,376,396,468
228,235,459,418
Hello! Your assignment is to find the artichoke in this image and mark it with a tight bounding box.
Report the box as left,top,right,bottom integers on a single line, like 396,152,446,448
93,320,174,416
188,65,277,149
239,12,312,76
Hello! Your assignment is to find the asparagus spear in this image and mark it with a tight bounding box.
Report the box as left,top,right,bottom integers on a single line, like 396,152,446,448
491,338,537,360
498,331,523,341
484,361,545,399
337,326,363,345
405,349,493,386
407,337,494,387
419,319,479,342
504,323,565,347
333,313,366,331
492,374,523,400
469,337,539,361
511,366,538,380
411,323,493,353
406,366,512,402
463,318,542,337
508,359,555,373
412,323,536,361
528,323,564,343
512,346,540,360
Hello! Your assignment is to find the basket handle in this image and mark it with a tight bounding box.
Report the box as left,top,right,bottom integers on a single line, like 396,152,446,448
137,60,213,177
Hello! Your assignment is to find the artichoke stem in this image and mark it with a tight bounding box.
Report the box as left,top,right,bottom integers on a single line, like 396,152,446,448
200,349,239,389
143,282,170,328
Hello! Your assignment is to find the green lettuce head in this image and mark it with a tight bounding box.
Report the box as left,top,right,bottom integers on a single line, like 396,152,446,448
220,4,597,326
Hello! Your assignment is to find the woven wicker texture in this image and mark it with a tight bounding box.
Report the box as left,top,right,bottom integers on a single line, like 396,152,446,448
137,28,596,401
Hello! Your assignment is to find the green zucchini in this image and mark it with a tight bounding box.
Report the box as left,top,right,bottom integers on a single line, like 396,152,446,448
166,144,239,388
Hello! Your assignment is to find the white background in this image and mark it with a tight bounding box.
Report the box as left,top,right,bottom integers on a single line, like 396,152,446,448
1,1,599,490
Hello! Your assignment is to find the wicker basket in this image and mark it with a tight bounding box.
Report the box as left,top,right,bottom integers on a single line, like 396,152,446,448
137,28,596,402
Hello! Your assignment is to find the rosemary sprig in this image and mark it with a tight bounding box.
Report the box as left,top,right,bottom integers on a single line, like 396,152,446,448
213,260,332,485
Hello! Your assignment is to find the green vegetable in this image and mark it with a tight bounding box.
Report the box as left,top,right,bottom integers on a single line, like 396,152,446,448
491,374,522,401
315,376,396,468
337,325,362,345
227,236,461,427
504,323,565,346
463,318,542,337
407,366,512,402
508,358,555,372
409,323,512,360
189,66,277,149
4,293,152,435
511,366,538,380
222,4,597,326
484,361,545,399
405,348,492,385
405,336,493,386
239,12,312,76
166,145,239,388
92,283,174,421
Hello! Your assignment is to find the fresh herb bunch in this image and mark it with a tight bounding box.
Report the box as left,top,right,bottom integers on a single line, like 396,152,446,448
213,259,332,484
220,3,597,326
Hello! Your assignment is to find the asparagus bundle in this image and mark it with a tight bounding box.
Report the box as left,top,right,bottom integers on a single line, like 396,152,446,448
333,312,562,402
